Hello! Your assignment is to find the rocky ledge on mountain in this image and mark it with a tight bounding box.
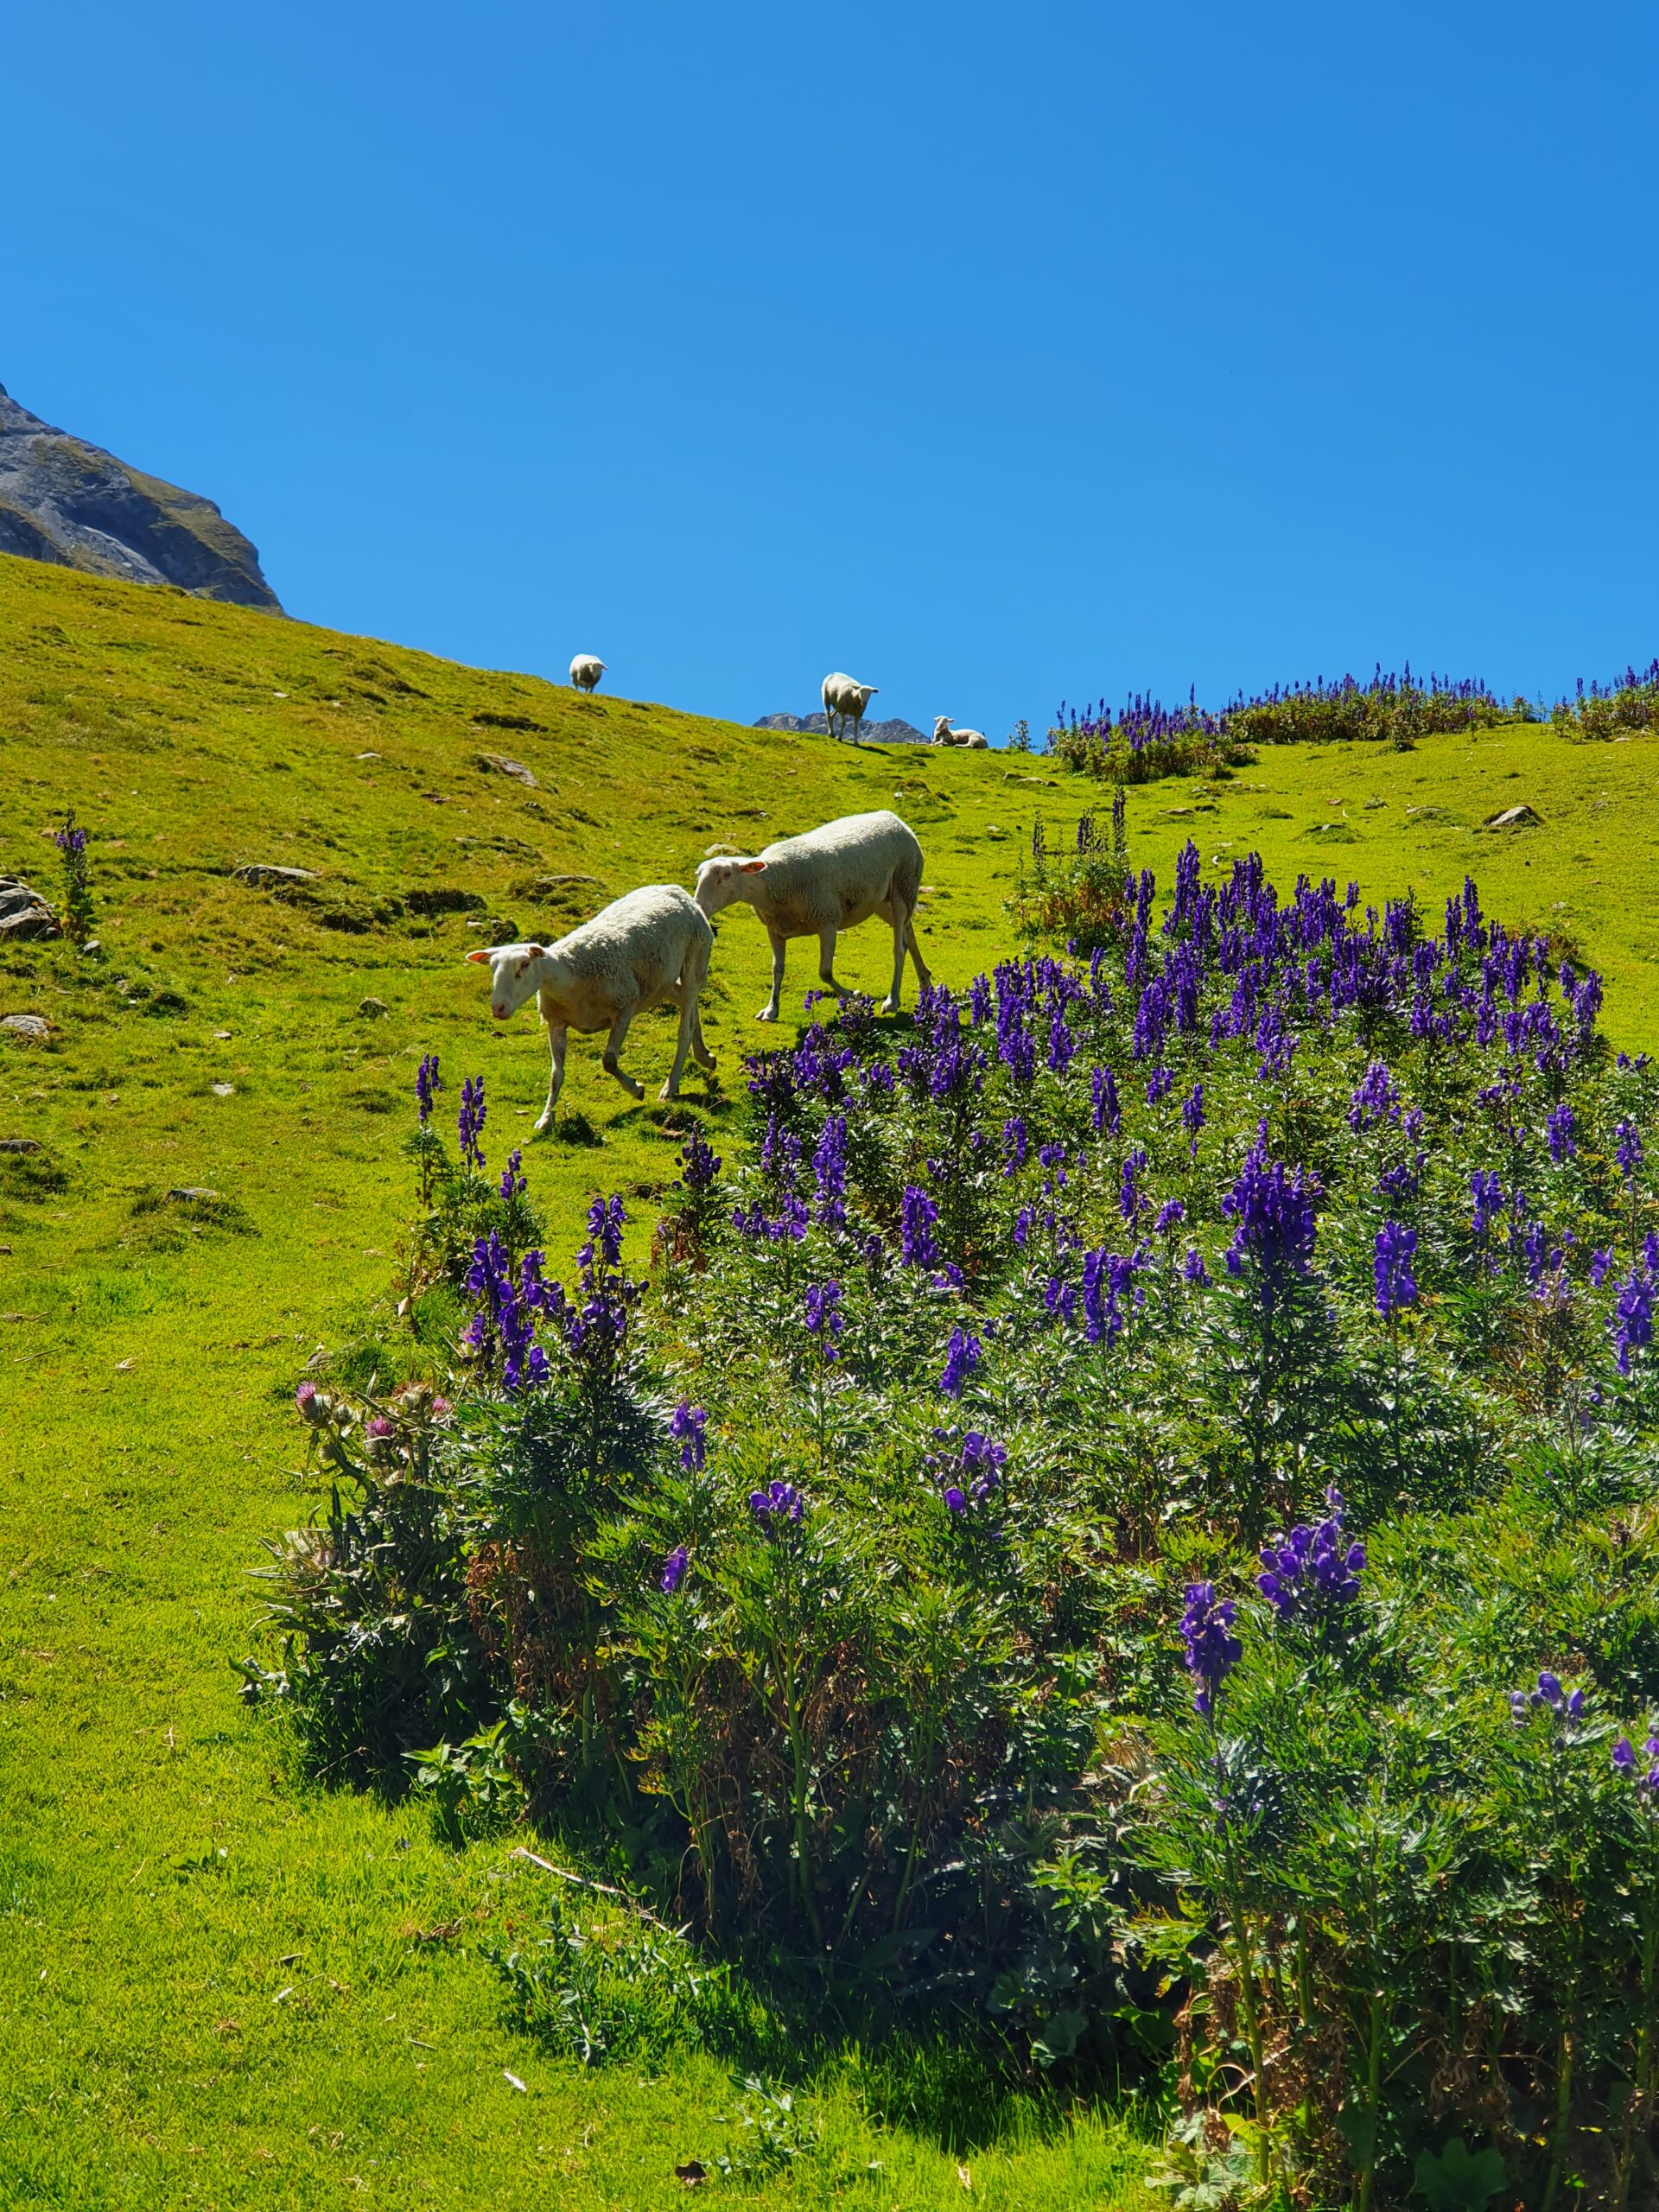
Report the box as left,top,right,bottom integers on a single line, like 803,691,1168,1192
0,382,281,609
755,711,929,745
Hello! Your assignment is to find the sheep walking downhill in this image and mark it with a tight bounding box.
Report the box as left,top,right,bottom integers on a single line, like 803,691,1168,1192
693,808,931,1021
467,885,715,1131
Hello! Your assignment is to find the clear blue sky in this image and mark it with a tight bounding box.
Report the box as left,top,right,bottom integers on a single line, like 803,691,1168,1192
5,2,1656,740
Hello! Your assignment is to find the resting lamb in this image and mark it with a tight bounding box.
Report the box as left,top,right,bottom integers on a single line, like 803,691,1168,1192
932,715,988,748
467,886,715,1130
569,654,607,693
821,671,879,743
693,809,930,1021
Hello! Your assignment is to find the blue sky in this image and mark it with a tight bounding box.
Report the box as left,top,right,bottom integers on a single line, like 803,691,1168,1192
4,2,1656,740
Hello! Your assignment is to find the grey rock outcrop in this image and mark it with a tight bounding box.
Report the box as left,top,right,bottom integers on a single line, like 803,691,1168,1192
0,876,61,941
755,711,930,747
0,383,281,609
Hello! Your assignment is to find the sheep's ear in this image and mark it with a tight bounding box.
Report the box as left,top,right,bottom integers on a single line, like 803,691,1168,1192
466,948,493,964
527,944,548,959
741,860,767,874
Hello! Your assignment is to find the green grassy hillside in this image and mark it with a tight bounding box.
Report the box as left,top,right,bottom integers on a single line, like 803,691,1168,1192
0,547,1650,2208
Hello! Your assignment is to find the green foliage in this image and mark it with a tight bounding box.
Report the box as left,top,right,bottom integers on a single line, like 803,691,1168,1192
489,1889,756,2066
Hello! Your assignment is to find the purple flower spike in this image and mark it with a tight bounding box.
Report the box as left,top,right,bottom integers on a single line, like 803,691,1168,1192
669,1401,708,1471
943,1485,967,1514
750,1479,804,1529
1179,1581,1242,1715
1374,1220,1418,1319
415,1052,442,1125
938,1325,982,1399
660,1544,689,1595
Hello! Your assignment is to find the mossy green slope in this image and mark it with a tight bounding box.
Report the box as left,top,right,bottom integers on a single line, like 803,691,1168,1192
0,546,1650,2206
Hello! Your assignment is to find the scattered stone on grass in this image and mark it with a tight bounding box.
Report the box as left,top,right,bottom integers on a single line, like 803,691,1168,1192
475,752,537,786
232,863,317,889
1484,804,1543,830
358,996,389,1019
167,1187,221,1204
0,1137,41,1153
0,876,62,940
211,1082,235,1097
2,1014,50,1042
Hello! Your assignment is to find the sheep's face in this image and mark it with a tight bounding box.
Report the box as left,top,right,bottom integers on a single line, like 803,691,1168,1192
932,716,953,740
693,858,766,918
466,943,550,1019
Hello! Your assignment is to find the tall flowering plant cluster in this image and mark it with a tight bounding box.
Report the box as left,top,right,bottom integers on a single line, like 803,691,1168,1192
54,808,94,943
260,836,1659,2211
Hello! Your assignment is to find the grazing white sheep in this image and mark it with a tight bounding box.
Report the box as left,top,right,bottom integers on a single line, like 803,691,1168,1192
932,715,989,749
467,886,715,1130
821,671,879,743
693,809,931,1021
569,654,607,693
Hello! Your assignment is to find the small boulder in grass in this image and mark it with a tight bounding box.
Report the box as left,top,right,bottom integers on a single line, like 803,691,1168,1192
475,752,537,787
1484,804,1543,831
2,1014,50,1043
358,995,390,1019
168,1186,222,1205
232,862,317,888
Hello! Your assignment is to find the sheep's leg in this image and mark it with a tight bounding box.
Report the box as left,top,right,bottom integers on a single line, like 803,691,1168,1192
757,931,787,1022
905,906,932,993
817,925,850,1000
533,1020,569,1135
601,1007,645,1100
660,994,698,1101
880,899,907,1014
690,997,717,1071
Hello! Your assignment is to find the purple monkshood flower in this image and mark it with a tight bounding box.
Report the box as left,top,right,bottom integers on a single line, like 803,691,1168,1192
1258,1486,1366,1621
749,1478,804,1528
1612,1266,1654,1376
1347,1062,1400,1131
1001,1116,1028,1175
1154,1198,1186,1236
1182,1248,1211,1286
1616,1119,1643,1184
462,1230,550,1393
669,1401,708,1471
1374,1220,1418,1319
1119,1146,1148,1227
813,1114,849,1227
1090,1065,1122,1137
679,1125,721,1192
1590,1249,1613,1288
660,1545,689,1595
1146,1066,1174,1104
1611,1731,1659,1791
458,1074,486,1168
1471,1170,1504,1239
582,1193,626,1270
804,1278,845,1360
1545,1102,1576,1165
901,1185,940,1267
1221,1125,1320,1308
54,815,89,862
1179,1582,1243,1719
415,1052,442,1126
499,1147,526,1201
938,1325,982,1398
1181,1082,1205,1158
1510,1671,1587,1728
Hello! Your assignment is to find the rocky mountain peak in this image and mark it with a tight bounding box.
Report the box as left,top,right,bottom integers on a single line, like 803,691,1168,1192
0,382,280,610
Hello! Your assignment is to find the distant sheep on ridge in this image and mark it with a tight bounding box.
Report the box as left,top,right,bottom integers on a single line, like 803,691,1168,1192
570,655,607,693
821,672,879,743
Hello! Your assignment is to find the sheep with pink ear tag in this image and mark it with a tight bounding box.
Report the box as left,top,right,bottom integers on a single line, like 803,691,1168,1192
467,884,715,1133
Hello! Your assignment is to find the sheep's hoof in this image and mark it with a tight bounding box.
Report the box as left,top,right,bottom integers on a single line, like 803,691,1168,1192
531,1112,553,1136
754,1007,777,1023
879,996,899,1014
658,1081,679,1102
